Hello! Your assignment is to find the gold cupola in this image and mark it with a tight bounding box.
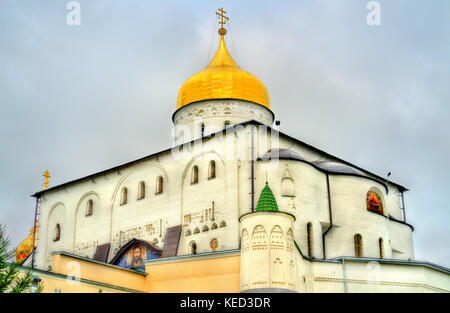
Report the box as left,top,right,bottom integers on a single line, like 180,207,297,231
176,10,270,110
15,225,38,262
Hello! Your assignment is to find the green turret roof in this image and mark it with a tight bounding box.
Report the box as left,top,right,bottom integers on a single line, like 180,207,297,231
256,182,279,212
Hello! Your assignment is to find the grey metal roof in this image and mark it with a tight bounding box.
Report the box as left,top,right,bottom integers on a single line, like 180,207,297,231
260,148,305,161
312,161,369,177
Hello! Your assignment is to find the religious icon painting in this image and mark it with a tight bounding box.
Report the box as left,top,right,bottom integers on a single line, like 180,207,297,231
366,190,384,215
112,240,161,271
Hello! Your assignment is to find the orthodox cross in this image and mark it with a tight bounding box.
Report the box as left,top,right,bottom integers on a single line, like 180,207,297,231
216,7,229,35
43,170,51,190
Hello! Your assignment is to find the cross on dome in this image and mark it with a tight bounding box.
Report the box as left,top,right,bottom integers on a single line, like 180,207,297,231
216,7,229,35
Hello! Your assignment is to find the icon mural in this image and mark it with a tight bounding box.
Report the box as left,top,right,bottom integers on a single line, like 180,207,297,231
366,191,384,215
114,242,160,271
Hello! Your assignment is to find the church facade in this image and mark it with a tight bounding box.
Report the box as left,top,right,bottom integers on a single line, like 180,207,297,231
17,11,449,293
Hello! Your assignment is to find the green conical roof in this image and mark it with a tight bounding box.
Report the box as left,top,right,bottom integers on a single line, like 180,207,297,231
256,182,279,212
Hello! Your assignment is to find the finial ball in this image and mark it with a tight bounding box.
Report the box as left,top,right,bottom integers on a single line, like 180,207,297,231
218,27,227,36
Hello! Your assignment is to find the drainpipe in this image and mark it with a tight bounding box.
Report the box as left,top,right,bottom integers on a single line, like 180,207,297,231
31,195,40,269
342,258,348,293
322,174,333,259
401,191,407,222
250,125,255,212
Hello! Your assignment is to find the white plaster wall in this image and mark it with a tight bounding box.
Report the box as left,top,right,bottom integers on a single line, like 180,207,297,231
73,192,108,258
256,160,329,259
389,221,414,260
310,260,449,293
325,175,393,259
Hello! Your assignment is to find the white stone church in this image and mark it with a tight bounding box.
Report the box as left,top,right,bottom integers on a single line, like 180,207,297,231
20,13,449,293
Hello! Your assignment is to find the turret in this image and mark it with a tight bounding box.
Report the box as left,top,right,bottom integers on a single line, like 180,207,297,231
239,182,297,293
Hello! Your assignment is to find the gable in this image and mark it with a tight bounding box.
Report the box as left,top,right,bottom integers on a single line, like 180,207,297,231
110,239,162,271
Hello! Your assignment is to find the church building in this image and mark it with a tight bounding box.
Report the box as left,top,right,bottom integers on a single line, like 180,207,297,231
16,9,449,293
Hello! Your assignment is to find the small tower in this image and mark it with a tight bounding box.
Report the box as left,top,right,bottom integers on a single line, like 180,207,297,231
239,182,297,293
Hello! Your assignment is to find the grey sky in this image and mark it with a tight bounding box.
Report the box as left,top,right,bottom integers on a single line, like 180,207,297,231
0,1,449,267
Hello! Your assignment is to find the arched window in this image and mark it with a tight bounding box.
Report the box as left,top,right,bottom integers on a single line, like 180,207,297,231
191,166,199,184
202,225,209,232
200,123,205,137
379,237,384,259
208,161,216,179
219,221,226,228
211,223,218,230
86,199,93,216
138,181,146,200
224,121,230,128
156,176,163,194
354,234,363,257
307,222,313,257
189,241,197,254
185,229,191,236
367,190,384,215
54,224,61,242
193,227,200,234
120,187,128,205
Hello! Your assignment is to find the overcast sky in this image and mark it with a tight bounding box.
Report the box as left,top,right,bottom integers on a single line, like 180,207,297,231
0,0,448,267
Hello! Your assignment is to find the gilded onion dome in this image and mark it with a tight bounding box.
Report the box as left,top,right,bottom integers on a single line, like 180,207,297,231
15,226,38,262
176,34,271,110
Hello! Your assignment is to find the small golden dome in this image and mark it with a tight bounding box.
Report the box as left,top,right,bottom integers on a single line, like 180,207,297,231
176,35,270,110
15,226,37,262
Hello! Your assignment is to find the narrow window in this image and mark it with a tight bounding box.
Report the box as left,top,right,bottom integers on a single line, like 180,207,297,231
54,224,61,242
208,161,216,179
224,121,230,128
379,237,384,259
200,123,205,137
156,176,163,194
86,199,93,216
138,181,145,200
120,187,128,205
190,241,197,255
354,234,363,257
191,166,199,184
307,222,313,258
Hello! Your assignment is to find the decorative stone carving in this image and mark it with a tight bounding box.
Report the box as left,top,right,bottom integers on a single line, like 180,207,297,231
210,239,218,252
111,219,168,255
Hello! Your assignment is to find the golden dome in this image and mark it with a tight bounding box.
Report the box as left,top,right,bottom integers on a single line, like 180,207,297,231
15,226,38,262
176,35,270,110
